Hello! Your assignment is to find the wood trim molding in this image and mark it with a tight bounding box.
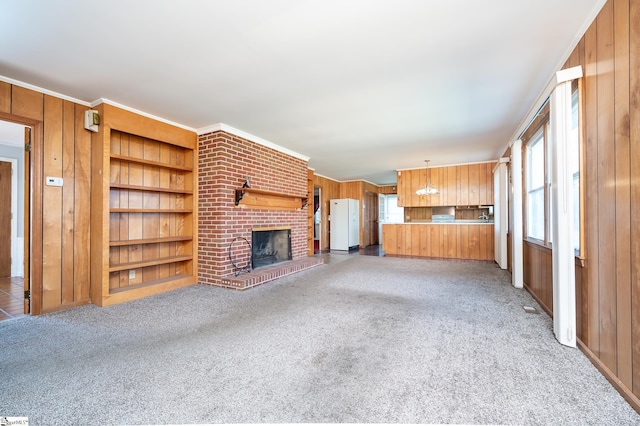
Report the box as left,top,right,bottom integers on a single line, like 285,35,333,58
235,187,308,211
577,339,640,414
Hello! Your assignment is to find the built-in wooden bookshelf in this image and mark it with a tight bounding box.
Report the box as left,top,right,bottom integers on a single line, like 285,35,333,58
91,103,198,307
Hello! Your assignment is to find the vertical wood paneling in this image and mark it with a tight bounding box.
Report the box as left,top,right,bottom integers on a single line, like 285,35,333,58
430,225,440,257
596,1,618,372
0,82,10,114
397,224,407,254
42,95,63,309
73,106,91,302
576,261,584,341
382,224,396,255
458,165,469,205
613,0,633,389
61,101,75,304
486,163,495,205
630,0,640,398
419,225,428,257
469,225,480,260
447,166,457,206
313,175,341,250
396,171,405,206
11,86,43,121
518,0,640,406
468,164,480,205
584,19,601,353
411,169,421,207
142,140,160,283
479,164,487,205
457,225,469,259
430,167,443,206
523,242,554,314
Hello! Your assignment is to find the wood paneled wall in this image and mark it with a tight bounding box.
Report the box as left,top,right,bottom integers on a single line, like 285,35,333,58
312,176,382,249
313,174,341,250
340,181,380,247
378,185,397,194
0,82,92,314
520,0,640,410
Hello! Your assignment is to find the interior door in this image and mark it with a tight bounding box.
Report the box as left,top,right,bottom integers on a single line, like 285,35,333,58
0,161,11,277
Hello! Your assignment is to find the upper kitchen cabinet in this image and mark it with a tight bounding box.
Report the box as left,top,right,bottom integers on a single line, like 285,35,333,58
397,162,495,207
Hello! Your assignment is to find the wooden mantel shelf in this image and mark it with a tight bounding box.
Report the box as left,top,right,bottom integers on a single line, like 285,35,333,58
235,187,308,211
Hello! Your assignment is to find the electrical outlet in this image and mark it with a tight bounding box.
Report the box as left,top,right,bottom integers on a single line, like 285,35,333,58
129,270,136,280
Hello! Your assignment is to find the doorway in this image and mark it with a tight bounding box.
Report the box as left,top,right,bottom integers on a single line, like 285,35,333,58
314,187,321,253
0,119,29,320
363,190,378,247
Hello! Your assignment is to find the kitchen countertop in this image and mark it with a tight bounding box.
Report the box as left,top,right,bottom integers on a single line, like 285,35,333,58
386,220,495,225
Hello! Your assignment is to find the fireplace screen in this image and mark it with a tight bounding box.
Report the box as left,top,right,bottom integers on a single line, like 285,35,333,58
251,229,292,269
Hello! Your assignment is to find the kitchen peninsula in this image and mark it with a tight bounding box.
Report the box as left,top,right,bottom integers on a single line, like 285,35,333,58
382,221,494,261
383,160,496,261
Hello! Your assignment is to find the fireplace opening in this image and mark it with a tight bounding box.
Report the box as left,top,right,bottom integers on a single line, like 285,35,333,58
251,229,292,269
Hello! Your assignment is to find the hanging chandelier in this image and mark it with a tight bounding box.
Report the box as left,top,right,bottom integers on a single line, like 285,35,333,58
415,160,440,195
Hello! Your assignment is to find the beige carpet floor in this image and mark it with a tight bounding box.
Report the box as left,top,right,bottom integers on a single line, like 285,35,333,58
1,254,638,425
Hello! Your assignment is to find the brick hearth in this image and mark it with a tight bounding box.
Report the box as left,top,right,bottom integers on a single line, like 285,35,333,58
219,257,324,290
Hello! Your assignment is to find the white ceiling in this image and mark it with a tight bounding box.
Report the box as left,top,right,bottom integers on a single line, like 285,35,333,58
0,0,603,184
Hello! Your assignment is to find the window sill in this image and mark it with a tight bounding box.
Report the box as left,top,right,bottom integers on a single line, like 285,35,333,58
524,239,585,267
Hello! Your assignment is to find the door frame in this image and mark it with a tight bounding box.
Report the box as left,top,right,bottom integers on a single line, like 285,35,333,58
0,112,41,315
0,157,18,276
364,190,378,246
314,186,321,253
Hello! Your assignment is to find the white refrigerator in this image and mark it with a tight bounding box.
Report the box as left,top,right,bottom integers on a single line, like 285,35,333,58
329,198,359,250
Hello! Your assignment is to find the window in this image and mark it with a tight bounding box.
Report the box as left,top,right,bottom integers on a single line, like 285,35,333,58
570,85,580,253
385,195,404,224
523,81,583,254
526,129,545,241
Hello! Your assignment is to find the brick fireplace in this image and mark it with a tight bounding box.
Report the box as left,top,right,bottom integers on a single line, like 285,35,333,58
251,228,292,269
198,129,314,288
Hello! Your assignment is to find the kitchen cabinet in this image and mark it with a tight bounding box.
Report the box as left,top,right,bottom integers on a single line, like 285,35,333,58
397,162,495,207
382,223,494,261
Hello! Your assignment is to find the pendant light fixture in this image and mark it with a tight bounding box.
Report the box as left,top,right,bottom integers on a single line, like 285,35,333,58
415,160,440,195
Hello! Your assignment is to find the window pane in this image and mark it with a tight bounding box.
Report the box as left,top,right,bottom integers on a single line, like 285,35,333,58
573,173,580,251
529,134,545,189
527,187,544,240
386,195,404,224
571,88,580,252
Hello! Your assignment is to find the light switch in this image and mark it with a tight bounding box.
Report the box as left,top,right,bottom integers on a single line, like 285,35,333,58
46,176,63,187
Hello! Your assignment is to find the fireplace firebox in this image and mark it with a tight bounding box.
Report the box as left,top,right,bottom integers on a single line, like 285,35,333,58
251,229,292,269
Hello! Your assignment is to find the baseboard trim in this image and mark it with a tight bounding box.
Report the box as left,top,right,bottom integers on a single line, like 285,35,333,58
577,339,640,415
39,300,91,315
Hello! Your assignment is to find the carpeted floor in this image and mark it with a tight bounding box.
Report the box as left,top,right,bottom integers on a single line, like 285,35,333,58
1,255,638,425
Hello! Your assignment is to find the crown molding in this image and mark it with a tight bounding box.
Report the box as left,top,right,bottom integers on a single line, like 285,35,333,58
0,74,91,106
396,159,499,172
90,98,196,132
313,173,341,183
197,123,310,162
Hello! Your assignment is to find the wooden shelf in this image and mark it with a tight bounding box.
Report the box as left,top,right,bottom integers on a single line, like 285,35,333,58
109,255,193,272
109,274,193,294
110,208,193,213
110,183,193,194
109,236,193,247
110,153,193,172
235,187,308,211
93,109,198,308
